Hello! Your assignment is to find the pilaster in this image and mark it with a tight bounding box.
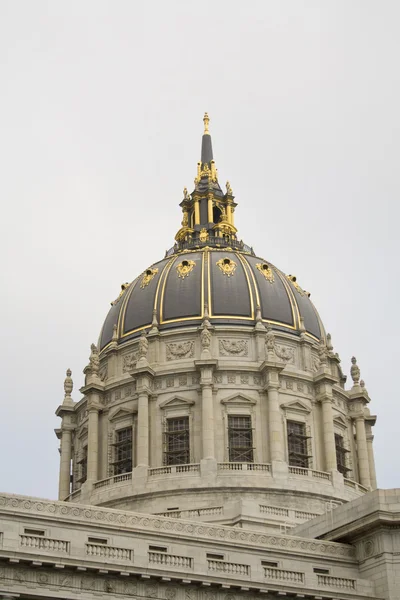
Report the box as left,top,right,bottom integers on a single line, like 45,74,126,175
260,360,285,463
195,359,218,460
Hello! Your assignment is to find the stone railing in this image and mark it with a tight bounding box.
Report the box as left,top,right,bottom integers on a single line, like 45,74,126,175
344,478,369,493
218,462,271,472
67,489,82,502
155,506,224,519
86,542,133,561
149,551,193,569
148,464,200,477
208,559,250,576
317,574,356,589
264,566,305,583
288,466,331,481
93,472,133,490
19,534,69,553
259,504,322,522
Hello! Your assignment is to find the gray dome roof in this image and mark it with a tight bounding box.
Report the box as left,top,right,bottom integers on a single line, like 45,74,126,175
99,248,323,350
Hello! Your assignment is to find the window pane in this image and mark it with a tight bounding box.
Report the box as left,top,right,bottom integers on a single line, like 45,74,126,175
114,427,132,474
165,417,190,465
228,415,253,462
287,420,309,468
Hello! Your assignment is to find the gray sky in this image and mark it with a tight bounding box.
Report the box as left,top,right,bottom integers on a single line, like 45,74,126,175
0,1,399,499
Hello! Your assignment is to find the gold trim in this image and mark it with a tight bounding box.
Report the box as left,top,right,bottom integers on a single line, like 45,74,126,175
177,259,196,279
235,253,255,320
140,267,158,289
160,253,205,325
256,262,274,283
276,269,301,330
216,256,237,277
119,260,172,340
118,276,139,337
208,251,255,321
243,256,297,331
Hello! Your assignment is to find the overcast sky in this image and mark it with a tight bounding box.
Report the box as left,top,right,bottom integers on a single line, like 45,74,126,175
0,1,399,499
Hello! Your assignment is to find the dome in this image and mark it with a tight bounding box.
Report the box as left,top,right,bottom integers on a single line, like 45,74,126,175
100,248,323,351
100,112,323,351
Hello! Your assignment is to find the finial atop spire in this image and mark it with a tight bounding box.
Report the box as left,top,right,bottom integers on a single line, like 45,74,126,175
203,112,210,135
201,112,214,164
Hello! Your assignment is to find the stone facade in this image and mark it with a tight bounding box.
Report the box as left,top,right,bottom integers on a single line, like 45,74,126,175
55,323,375,530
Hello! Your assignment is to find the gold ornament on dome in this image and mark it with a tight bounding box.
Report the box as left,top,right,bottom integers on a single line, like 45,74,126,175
256,263,275,283
111,282,130,305
177,259,196,280
287,274,310,297
199,228,209,242
140,267,159,289
216,257,237,277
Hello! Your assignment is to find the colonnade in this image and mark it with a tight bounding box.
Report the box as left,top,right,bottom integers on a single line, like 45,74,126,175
58,365,377,500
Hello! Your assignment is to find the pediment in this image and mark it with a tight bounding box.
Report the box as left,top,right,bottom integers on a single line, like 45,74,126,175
109,408,133,422
159,396,195,409
221,393,257,406
281,400,311,414
333,414,347,429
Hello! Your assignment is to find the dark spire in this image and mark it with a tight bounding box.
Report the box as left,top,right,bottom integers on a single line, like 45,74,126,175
201,112,213,164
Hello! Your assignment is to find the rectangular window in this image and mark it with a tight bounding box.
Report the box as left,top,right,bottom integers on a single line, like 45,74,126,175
287,421,310,468
164,417,190,465
335,433,350,476
112,427,133,474
228,415,254,463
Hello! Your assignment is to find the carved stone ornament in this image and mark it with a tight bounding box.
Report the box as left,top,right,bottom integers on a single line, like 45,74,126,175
312,355,320,372
275,344,295,363
122,352,137,373
140,267,158,289
166,340,194,361
177,259,196,279
219,339,248,356
199,227,209,242
216,256,237,277
256,262,275,283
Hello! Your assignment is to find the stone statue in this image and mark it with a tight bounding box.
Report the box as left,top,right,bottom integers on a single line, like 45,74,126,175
138,331,149,359
350,356,360,385
226,181,233,195
360,379,365,389
200,324,212,360
89,343,100,374
265,323,276,358
181,211,189,227
318,339,328,366
64,369,73,398
201,326,211,350
183,187,189,199
326,333,333,352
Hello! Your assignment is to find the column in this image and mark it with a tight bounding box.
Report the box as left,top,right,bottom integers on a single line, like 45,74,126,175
194,199,200,225
366,433,377,489
137,390,149,466
207,194,213,223
227,204,232,224
58,429,72,500
355,416,371,488
201,383,215,459
267,383,285,462
87,405,99,481
321,397,337,472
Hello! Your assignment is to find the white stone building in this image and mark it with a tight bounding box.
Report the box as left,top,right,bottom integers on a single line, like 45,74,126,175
1,114,399,600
